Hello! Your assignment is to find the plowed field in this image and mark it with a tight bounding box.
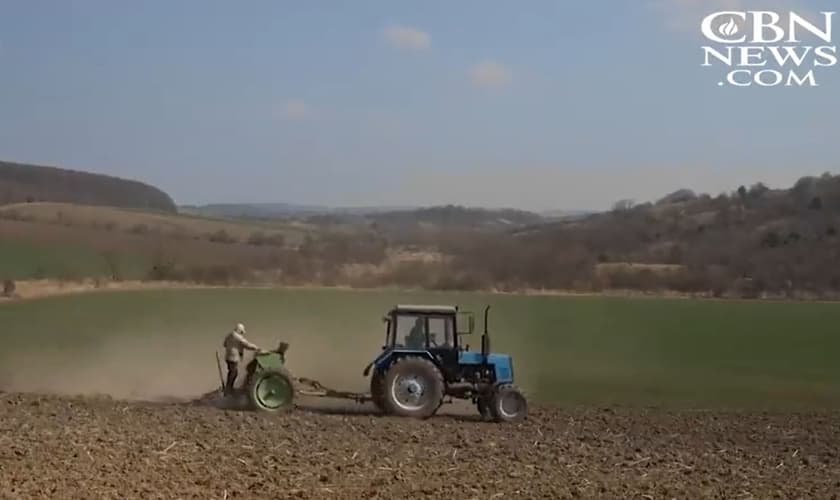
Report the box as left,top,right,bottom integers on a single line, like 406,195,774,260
1,393,837,499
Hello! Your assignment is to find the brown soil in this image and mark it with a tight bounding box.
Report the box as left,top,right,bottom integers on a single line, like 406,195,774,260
1,279,210,301
0,393,837,499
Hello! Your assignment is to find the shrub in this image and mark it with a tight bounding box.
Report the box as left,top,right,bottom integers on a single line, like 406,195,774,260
185,265,251,285
129,223,150,235
101,251,122,281
0,210,20,221
266,234,286,247
247,231,286,247
147,261,184,281
207,229,237,244
247,231,267,245
2,280,15,298
761,231,781,248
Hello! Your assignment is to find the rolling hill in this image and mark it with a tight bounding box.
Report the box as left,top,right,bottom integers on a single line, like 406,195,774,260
0,161,176,212
4,159,840,299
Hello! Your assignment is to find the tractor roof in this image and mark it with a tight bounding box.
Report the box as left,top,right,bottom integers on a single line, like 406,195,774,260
392,304,458,315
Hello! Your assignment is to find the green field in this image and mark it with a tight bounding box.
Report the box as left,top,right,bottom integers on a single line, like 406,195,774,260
1,287,839,408
0,240,150,280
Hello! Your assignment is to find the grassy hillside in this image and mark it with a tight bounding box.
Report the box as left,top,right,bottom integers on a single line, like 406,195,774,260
181,203,430,218
0,202,311,243
181,202,336,218
1,288,838,408
0,161,176,212
0,203,322,282
0,240,149,280
183,203,544,230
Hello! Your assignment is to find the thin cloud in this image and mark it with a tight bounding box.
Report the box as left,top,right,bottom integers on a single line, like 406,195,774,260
381,25,431,51
282,100,310,121
469,60,512,88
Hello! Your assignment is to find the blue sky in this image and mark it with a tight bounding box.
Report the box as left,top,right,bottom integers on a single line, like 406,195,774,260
0,0,837,210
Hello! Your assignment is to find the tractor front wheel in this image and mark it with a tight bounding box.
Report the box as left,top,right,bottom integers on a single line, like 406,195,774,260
383,357,443,419
489,384,527,423
248,368,295,412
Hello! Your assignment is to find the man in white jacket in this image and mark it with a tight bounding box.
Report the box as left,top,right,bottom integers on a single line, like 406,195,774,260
223,323,263,395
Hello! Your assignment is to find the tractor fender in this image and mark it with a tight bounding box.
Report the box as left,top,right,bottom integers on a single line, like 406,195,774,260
363,348,393,376
369,350,439,375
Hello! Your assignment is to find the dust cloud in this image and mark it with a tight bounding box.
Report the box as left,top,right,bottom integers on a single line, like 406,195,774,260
0,323,382,401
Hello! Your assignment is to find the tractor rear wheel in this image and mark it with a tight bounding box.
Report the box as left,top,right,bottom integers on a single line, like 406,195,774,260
489,384,527,423
383,357,444,419
370,371,386,413
248,367,295,412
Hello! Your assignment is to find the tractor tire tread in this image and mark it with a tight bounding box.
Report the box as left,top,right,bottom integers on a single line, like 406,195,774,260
489,384,528,423
382,356,444,419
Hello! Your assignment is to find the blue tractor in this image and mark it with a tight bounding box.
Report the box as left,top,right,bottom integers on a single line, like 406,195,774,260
363,304,527,422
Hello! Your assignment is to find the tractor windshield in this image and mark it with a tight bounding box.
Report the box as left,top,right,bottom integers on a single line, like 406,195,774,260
427,316,453,348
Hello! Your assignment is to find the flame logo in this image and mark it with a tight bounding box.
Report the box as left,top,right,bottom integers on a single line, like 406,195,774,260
718,17,739,38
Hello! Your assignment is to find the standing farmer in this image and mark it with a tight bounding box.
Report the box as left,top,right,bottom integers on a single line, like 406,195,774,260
223,323,263,395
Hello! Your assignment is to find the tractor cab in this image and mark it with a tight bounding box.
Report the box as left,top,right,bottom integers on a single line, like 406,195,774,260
382,304,473,348
379,304,474,380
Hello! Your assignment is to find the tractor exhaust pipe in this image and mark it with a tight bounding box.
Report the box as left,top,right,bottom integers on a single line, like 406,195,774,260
481,305,491,357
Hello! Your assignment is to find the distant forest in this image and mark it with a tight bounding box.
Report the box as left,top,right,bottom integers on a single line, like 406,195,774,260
0,161,176,213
